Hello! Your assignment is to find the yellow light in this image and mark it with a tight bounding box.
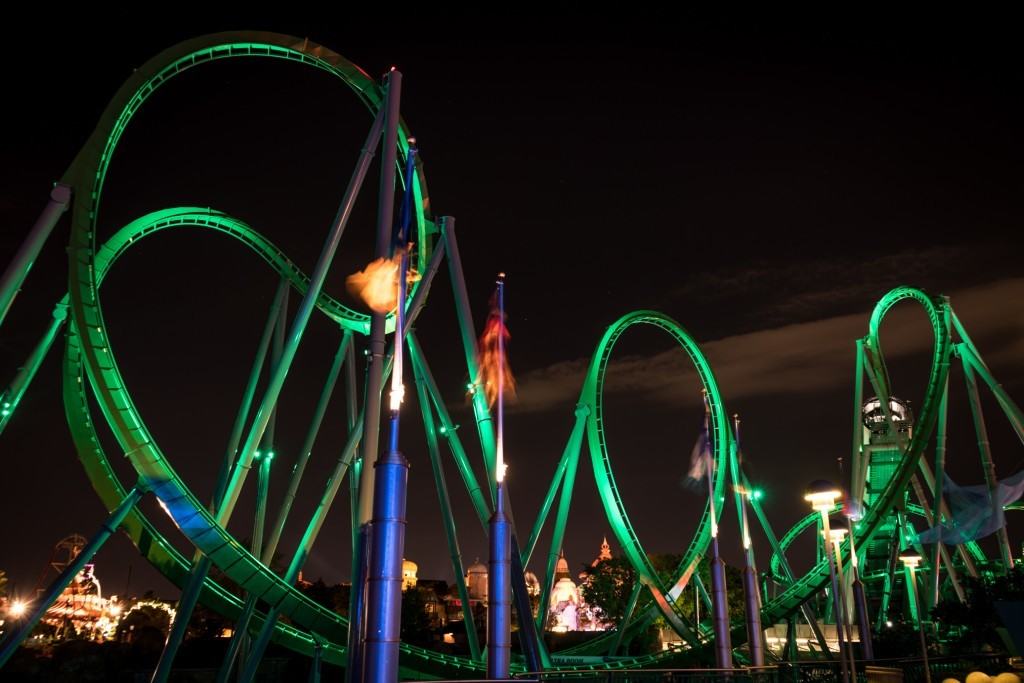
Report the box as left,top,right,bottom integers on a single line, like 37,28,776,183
9,600,28,618
828,529,848,543
109,604,122,617
804,489,841,511
899,554,922,568
389,384,405,411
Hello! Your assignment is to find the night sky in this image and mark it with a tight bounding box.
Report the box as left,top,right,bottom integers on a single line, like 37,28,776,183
2,19,1022,607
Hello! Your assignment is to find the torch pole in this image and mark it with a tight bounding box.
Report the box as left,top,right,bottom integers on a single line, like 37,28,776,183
487,274,512,679
362,137,415,683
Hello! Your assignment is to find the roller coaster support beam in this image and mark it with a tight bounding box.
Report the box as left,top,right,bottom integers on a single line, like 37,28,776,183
220,303,287,682
731,417,764,666
216,594,259,683
413,357,481,660
244,394,368,682
851,340,866,505
536,406,587,628
308,634,325,683
610,581,644,656
744,474,831,657
0,184,71,328
819,512,850,683
931,308,951,606
908,474,961,608
917,458,977,582
962,352,1015,570
215,76,387,529
347,525,369,683
0,484,144,669
957,323,1024,441
265,332,352,561
409,333,491,527
151,279,289,683
347,342,360,553
523,408,587,566
444,217,498,502
504,508,549,671
0,300,67,436
845,526,873,660
356,69,403,528
829,535,857,681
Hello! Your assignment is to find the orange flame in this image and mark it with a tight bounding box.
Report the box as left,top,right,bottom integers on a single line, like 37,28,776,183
346,246,420,314
475,293,515,408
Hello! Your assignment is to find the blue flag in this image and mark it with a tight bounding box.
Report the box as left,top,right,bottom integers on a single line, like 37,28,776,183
916,469,1024,545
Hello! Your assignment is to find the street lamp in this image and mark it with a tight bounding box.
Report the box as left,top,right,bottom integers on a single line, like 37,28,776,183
900,554,931,683
804,481,851,683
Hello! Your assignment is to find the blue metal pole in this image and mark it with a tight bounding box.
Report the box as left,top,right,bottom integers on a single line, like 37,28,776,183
360,75,409,682
362,440,409,683
487,273,512,679
487,483,512,679
356,68,403,528
709,536,733,669
0,484,143,668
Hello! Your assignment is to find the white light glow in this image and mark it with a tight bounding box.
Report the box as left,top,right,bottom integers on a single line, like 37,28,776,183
804,490,841,511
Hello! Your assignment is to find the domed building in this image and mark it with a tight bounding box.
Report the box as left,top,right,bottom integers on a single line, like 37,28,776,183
465,558,488,601
548,552,582,632
548,538,614,633
402,559,418,591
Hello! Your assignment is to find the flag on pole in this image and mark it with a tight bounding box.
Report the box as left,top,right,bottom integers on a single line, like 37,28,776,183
683,411,713,492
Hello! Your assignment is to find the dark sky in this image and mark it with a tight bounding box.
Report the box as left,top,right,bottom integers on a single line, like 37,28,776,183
1,18,1022,605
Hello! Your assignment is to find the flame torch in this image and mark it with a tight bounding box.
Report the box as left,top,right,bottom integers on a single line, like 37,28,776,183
486,273,512,679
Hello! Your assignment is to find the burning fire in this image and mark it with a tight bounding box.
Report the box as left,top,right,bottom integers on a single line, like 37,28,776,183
346,246,419,314
475,290,516,409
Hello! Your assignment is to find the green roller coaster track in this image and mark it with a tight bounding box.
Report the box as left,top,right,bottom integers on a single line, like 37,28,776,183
2,30,1022,680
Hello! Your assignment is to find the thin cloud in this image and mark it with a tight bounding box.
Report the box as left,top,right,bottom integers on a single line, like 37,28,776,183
511,278,1024,414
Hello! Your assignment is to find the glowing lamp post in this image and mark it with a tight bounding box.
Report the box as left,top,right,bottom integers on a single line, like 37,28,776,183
900,554,931,683
804,481,851,683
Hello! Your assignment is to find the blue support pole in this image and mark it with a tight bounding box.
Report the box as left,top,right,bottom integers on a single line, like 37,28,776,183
710,535,733,669
0,484,144,668
362,441,409,683
487,484,512,679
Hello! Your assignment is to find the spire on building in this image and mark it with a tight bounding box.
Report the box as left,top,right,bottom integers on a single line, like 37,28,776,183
555,549,571,580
